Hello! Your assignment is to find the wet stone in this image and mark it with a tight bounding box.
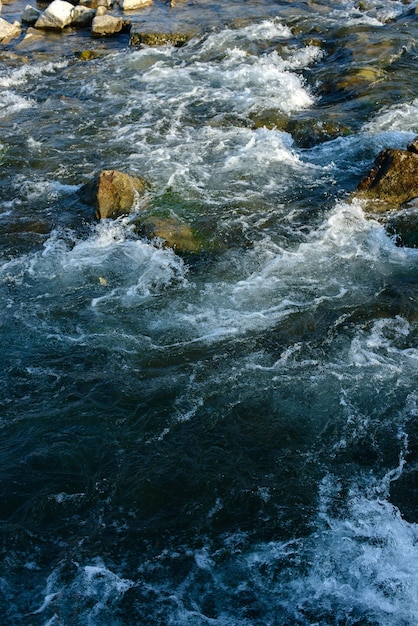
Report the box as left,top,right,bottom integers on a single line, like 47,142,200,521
21,4,42,24
81,169,149,219
355,147,418,210
129,28,191,47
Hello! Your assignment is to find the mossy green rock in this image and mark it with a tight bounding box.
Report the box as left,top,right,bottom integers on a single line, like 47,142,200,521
129,29,191,47
138,215,203,254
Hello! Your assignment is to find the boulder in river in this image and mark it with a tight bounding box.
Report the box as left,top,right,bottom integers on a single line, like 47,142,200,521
91,13,123,36
353,137,418,247
355,143,418,210
0,17,21,42
35,0,74,29
82,169,149,219
16,26,46,49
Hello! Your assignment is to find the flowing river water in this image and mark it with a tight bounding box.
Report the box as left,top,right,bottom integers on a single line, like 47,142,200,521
2,0,418,623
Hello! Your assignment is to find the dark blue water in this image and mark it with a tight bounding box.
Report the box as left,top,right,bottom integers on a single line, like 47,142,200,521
1,0,418,623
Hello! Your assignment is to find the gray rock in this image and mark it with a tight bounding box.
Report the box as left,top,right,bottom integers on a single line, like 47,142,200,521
21,5,42,25
71,4,95,26
91,14,122,35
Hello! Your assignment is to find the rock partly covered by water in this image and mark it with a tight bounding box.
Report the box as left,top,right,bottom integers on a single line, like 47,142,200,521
81,170,202,254
138,215,202,254
129,28,192,47
354,138,418,247
355,141,418,210
82,169,149,219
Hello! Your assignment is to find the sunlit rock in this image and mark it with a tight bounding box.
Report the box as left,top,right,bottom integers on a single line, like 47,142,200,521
120,0,152,10
354,138,418,247
355,144,418,210
0,18,21,42
35,0,74,29
92,13,123,36
22,5,42,25
81,170,149,219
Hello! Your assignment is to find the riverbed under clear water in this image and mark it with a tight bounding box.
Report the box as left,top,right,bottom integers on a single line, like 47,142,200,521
2,0,418,623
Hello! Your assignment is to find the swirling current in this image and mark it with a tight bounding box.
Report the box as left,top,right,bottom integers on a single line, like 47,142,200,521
2,0,418,623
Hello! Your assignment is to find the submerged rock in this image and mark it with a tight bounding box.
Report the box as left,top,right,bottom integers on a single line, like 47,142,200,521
35,0,74,29
385,205,418,248
16,26,45,49
129,28,191,47
355,145,418,210
138,215,203,254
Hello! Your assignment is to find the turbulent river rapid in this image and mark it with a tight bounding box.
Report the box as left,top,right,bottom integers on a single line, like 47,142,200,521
2,0,418,623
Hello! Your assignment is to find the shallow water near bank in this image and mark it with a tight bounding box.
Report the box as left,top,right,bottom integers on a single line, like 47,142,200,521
2,0,418,623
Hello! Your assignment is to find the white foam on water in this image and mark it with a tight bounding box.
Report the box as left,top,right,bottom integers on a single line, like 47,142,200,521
364,98,418,136
284,475,418,625
0,219,188,310
0,60,68,88
0,90,34,117
163,202,400,344
32,559,135,625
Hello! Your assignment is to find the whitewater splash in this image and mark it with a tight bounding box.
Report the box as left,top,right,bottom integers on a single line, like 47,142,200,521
2,1,418,624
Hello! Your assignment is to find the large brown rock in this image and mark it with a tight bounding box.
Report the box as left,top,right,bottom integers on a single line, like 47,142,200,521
81,170,149,219
355,144,418,210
